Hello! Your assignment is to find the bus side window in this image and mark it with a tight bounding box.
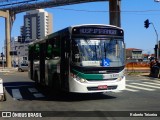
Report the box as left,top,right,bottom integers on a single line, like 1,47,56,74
53,40,60,59
46,40,60,60
34,44,40,60
46,44,53,59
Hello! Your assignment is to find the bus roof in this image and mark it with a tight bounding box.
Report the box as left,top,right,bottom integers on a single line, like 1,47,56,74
70,24,123,30
47,24,123,38
29,24,123,46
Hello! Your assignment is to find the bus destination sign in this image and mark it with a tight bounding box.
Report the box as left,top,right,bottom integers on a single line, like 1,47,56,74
72,27,123,36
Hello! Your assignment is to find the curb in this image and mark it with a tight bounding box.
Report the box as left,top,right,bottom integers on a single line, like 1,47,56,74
0,78,5,101
0,68,18,73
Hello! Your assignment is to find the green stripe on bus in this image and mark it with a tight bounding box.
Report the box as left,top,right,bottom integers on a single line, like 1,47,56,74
72,69,103,80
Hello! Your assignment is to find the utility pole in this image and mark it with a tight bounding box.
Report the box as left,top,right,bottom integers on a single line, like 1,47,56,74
151,23,159,60
109,0,121,27
0,10,15,67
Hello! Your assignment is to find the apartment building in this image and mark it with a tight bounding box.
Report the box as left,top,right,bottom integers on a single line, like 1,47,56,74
21,9,53,40
8,9,53,66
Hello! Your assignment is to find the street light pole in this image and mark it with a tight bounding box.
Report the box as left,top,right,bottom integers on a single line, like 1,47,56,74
150,23,159,60
144,19,159,60
2,47,5,70
154,0,160,60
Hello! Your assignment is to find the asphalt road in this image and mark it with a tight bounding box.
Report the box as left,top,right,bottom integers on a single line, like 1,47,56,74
0,71,160,120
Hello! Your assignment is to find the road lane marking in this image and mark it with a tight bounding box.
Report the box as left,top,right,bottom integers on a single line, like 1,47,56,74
131,83,160,89
12,89,23,100
126,85,155,91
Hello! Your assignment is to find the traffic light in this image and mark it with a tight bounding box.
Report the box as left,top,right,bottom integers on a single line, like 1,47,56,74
144,19,150,28
1,52,4,60
1,53,4,57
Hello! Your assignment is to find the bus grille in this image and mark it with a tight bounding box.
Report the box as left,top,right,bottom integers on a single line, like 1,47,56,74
87,78,117,81
87,85,117,91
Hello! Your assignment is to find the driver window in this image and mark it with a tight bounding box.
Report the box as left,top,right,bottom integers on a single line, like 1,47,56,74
72,40,80,63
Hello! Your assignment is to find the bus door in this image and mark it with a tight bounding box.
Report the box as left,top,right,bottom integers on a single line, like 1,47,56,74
29,46,34,80
40,43,45,85
60,37,70,91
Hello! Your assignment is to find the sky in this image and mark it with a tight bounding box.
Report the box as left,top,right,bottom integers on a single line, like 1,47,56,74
0,0,160,54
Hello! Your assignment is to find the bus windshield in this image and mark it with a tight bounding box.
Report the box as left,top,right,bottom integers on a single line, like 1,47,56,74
72,38,125,67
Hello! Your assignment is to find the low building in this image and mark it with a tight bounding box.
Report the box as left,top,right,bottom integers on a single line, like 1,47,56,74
10,37,31,67
126,48,143,62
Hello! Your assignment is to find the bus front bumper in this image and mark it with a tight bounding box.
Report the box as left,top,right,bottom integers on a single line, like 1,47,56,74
69,76,126,93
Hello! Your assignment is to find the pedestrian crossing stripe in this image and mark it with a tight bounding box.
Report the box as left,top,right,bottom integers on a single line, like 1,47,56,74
143,82,160,86
12,89,23,100
9,81,160,98
153,80,160,84
28,88,45,98
28,88,38,93
11,87,45,100
126,84,155,91
131,83,160,89
123,81,160,92
125,88,138,92
33,93,45,98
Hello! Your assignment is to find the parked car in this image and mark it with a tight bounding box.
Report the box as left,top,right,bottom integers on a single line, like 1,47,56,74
18,63,28,72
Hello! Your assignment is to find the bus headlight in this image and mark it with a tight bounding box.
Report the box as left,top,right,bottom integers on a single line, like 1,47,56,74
71,73,87,83
79,78,87,83
76,76,87,83
117,76,124,81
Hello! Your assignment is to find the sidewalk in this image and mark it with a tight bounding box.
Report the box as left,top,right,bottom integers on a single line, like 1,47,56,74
0,67,18,72
125,67,150,73
0,78,5,101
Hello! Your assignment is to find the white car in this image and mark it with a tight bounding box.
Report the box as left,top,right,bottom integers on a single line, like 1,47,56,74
18,63,28,72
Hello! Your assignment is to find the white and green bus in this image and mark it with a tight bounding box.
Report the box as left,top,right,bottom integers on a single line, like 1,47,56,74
28,24,125,93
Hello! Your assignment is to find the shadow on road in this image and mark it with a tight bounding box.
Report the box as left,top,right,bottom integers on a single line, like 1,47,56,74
3,81,117,102
44,91,117,102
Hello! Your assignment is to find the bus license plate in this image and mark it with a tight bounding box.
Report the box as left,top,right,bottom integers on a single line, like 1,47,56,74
98,85,107,89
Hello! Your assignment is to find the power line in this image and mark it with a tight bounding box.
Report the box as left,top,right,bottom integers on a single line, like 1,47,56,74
52,7,160,13
0,0,160,14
